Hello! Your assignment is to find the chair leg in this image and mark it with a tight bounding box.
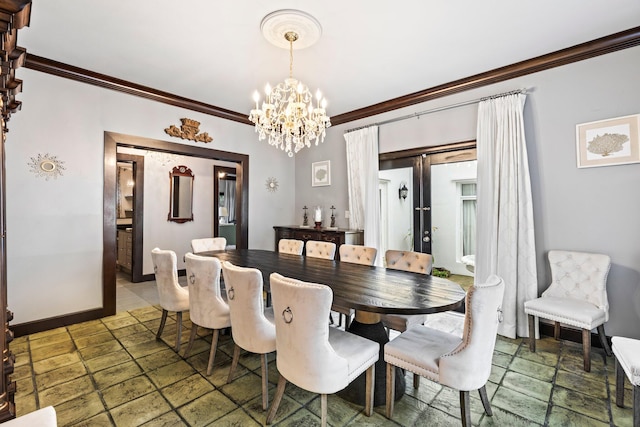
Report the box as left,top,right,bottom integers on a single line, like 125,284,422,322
345,313,351,330
616,356,625,407
206,329,221,376
386,362,396,418
582,328,591,372
266,374,287,424
596,324,612,357
320,393,328,427
260,353,269,410
413,373,420,389
175,311,183,352
156,309,168,340
183,325,198,358
364,364,375,417
479,385,492,416
459,390,471,427
227,343,241,383
528,314,536,352
634,384,639,427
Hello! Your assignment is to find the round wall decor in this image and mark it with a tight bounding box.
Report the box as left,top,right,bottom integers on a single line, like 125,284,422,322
28,153,66,180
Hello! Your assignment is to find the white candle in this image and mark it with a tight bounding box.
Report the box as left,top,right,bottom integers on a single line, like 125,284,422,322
314,207,322,222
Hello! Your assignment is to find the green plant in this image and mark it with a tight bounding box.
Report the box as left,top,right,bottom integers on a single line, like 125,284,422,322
432,267,451,278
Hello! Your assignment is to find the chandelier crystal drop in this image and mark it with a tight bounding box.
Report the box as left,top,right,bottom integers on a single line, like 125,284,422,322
249,31,331,157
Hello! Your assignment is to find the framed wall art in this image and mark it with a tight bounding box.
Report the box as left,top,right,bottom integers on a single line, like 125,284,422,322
576,114,640,168
311,160,331,187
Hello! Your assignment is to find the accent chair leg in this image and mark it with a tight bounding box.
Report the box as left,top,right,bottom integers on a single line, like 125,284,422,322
597,324,612,357
413,374,420,389
175,311,183,352
227,344,241,383
266,374,287,424
183,325,198,358
634,384,639,427
156,309,168,340
554,321,561,340
582,328,591,372
261,353,269,410
528,314,536,352
345,313,351,330
206,329,221,376
320,393,328,427
386,362,396,418
364,364,375,417
460,390,471,427
479,385,492,416
616,356,625,407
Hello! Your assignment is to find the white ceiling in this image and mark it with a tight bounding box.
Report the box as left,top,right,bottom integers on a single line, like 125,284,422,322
18,0,640,118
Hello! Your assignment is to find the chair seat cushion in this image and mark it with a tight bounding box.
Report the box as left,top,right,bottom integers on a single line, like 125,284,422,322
381,313,427,333
524,296,606,329
612,336,640,386
328,327,379,383
384,326,461,382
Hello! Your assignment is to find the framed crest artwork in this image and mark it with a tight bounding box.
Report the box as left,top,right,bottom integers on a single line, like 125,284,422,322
311,160,331,186
576,114,640,168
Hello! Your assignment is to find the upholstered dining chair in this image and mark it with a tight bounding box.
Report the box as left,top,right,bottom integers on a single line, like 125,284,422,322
190,237,227,253
384,275,505,426
334,244,378,328
305,240,336,260
266,273,379,426
151,248,190,352
3,406,57,426
612,336,640,427
183,253,231,375
278,238,304,255
524,250,612,372
221,261,276,410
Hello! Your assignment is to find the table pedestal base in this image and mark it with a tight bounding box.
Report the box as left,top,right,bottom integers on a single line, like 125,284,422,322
336,319,405,407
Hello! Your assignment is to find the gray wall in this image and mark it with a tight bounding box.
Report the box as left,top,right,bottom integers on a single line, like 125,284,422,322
296,46,640,339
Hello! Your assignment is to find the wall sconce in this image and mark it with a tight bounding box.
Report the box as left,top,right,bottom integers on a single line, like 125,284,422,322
399,182,409,200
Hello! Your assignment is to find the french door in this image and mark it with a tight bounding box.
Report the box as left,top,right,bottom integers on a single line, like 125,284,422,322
379,142,476,272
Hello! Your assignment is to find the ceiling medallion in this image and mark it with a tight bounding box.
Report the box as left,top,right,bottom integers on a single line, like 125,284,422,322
28,153,66,180
165,118,213,143
249,10,331,157
265,177,279,192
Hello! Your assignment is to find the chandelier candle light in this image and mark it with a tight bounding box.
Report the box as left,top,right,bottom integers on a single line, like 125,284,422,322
249,10,331,157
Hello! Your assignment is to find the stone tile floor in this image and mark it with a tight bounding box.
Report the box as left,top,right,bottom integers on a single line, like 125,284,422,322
10,305,635,426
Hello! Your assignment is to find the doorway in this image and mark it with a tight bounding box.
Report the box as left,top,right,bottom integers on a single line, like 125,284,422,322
115,153,144,283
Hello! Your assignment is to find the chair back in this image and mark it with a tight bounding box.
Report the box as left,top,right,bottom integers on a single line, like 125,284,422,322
305,240,336,260
278,239,304,255
270,273,350,393
151,248,189,312
543,250,611,318
439,275,504,390
339,244,377,266
221,261,275,354
385,250,432,274
184,253,229,329
191,237,227,253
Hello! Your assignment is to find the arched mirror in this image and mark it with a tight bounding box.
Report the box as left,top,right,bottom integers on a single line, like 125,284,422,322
168,165,194,223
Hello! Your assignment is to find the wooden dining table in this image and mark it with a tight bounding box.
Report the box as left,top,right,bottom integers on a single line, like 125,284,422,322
201,248,466,406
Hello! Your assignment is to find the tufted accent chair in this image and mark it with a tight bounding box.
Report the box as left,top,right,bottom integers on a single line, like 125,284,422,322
183,253,231,375
266,273,379,426
222,261,276,410
384,275,505,426
524,250,612,372
3,406,57,426
612,336,640,426
278,238,304,255
151,248,190,352
385,249,433,274
334,244,378,329
305,240,337,260
190,237,227,253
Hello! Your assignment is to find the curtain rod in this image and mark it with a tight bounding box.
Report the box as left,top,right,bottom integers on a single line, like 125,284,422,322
344,88,528,134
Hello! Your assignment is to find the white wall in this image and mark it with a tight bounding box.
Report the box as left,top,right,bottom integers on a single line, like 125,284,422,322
7,69,297,325
379,168,413,252
297,46,640,339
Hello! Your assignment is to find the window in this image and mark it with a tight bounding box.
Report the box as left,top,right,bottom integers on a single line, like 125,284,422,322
459,182,476,258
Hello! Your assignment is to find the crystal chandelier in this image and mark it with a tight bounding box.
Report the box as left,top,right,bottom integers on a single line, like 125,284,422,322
249,30,331,157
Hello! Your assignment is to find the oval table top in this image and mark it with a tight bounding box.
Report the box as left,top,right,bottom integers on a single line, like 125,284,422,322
201,249,466,315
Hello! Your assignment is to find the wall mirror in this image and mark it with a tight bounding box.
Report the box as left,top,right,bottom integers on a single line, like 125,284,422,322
168,165,194,223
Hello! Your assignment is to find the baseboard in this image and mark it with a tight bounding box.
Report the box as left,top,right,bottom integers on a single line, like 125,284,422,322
11,308,105,338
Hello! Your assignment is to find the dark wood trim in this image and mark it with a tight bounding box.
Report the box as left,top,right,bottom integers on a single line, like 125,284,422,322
332,26,640,125
116,153,145,283
380,140,476,162
24,54,251,125
12,308,103,338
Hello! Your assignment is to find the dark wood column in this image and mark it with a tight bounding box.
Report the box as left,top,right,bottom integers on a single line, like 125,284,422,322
0,1,31,422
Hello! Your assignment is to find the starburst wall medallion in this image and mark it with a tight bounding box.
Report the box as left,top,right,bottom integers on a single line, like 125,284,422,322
28,153,66,180
265,177,279,192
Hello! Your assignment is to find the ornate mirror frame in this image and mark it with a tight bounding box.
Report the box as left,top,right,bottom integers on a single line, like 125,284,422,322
168,165,194,223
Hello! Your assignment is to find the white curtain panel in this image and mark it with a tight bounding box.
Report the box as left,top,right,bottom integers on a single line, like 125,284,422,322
344,126,382,265
475,93,538,339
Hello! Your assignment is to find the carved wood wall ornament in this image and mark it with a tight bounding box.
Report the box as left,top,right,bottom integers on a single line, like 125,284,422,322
164,118,213,143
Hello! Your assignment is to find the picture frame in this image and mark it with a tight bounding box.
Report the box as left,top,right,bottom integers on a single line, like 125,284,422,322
576,114,640,168
311,160,331,187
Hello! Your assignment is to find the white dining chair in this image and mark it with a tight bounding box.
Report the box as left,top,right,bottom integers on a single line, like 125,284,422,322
266,273,379,426
385,275,505,426
334,244,378,329
278,238,304,255
305,240,336,260
612,336,640,427
3,406,57,426
190,237,227,253
524,250,612,372
222,261,276,410
183,253,231,375
151,248,190,352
